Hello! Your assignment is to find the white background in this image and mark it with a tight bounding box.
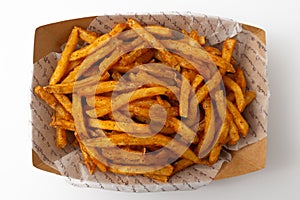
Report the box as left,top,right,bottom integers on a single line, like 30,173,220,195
1,0,300,199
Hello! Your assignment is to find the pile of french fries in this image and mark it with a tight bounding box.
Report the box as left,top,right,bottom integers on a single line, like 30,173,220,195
34,18,256,182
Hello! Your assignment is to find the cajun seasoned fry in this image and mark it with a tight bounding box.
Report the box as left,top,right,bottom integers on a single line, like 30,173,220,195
222,38,236,62
223,76,246,112
69,23,127,61
245,90,256,106
83,133,200,163
49,27,79,85
227,100,249,137
127,18,179,68
34,86,72,120
235,66,247,94
76,26,98,44
227,112,240,145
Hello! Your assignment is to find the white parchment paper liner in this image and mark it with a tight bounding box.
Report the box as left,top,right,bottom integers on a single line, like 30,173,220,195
31,12,269,192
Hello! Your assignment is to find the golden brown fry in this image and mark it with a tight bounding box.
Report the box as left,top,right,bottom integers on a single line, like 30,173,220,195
179,72,190,117
83,133,200,163
227,100,249,137
54,94,72,114
51,118,75,131
222,38,236,62
119,47,149,66
223,76,246,112
245,90,256,107
108,163,174,176
85,106,111,118
49,27,79,85
195,98,217,158
196,72,222,103
69,23,127,61
102,148,173,166
76,26,98,44
191,74,204,91
215,90,226,119
111,70,122,81
127,18,179,68
167,117,197,143
53,111,68,148
111,86,171,111
110,63,135,73
34,86,72,120
88,118,152,135
77,80,117,96
130,105,179,119
145,25,174,38
86,96,110,108
44,72,110,94
235,66,247,94
204,46,222,56
160,39,211,64
135,49,155,64
55,126,67,148
189,30,200,44
66,59,83,74
208,112,230,164
143,174,169,183
61,66,80,83
227,112,240,145
198,36,206,45
84,147,107,172
173,158,209,174
75,132,97,174
208,53,235,73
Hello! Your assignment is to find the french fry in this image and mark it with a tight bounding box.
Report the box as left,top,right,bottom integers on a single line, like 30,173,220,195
44,72,110,94
108,163,174,176
222,38,236,62
145,25,174,38
191,74,204,91
111,70,122,81
119,47,149,66
69,23,127,61
34,86,72,120
49,27,79,85
82,133,200,163
55,126,67,148
75,132,97,174
195,98,216,158
173,158,209,174
198,36,205,45
209,113,230,164
76,26,98,44
88,118,152,135
143,174,169,183
127,18,179,68
196,72,222,103
50,118,75,131
54,94,72,114
179,72,190,117
167,117,197,144
235,66,247,93
223,76,246,112
227,100,249,137
208,53,235,73
102,148,173,166
245,90,256,106
227,112,240,145
189,30,200,44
